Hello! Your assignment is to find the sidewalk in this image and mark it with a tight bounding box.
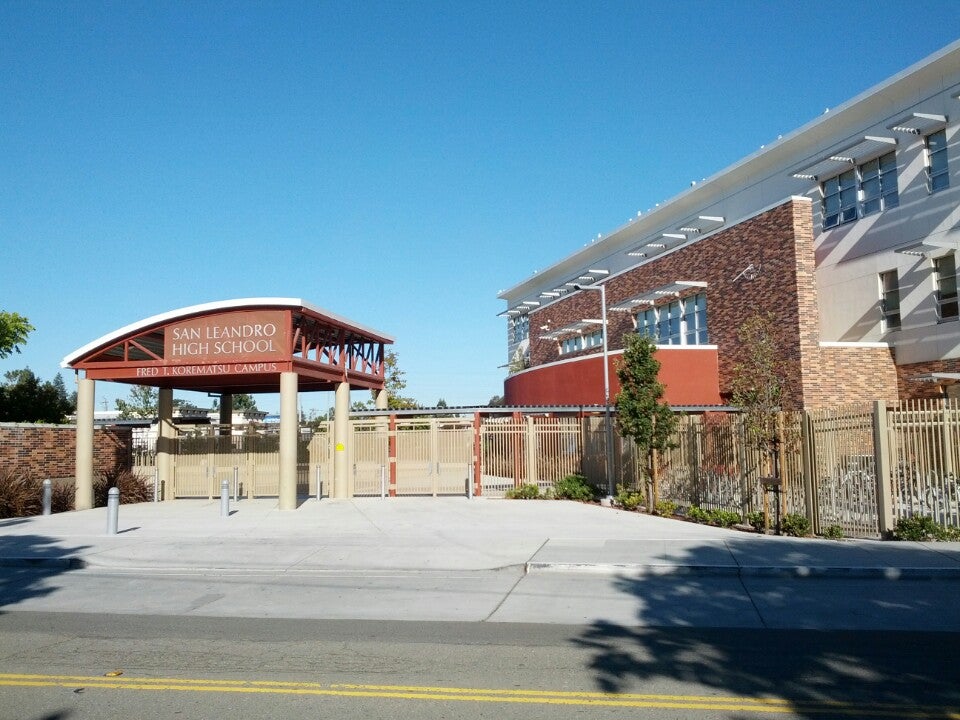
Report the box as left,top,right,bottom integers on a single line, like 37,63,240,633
2,497,959,579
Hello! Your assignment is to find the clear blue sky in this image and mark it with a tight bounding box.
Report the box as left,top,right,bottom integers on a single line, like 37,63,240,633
2,1,958,415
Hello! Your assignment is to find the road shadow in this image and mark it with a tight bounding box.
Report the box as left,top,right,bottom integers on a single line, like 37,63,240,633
573,540,960,719
0,534,89,613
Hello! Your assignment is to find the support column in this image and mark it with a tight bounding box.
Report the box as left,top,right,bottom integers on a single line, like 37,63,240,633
219,393,233,434
374,388,389,410
74,376,95,511
279,372,299,511
157,388,174,501
333,380,350,498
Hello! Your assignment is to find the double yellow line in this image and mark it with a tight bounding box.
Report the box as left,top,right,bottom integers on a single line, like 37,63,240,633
0,673,956,717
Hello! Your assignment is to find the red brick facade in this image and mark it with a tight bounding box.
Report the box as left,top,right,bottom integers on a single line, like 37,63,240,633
512,197,904,410
895,358,960,400
0,424,133,480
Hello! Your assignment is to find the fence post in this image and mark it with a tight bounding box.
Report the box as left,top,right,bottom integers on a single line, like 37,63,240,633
525,416,538,491
873,400,895,537
801,412,816,533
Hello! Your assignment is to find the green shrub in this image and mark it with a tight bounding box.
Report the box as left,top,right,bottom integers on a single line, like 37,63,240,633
893,515,960,541
822,524,845,540
655,499,677,517
687,505,710,523
553,474,597,502
781,513,811,537
709,509,741,528
505,483,541,500
746,510,766,532
614,484,643,511
93,466,152,507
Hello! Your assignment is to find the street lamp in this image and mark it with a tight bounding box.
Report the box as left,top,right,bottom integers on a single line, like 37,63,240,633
574,282,615,502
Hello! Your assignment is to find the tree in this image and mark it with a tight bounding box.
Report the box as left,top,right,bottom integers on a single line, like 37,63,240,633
0,312,34,359
436,398,448,408
115,385,159,419
730,313,786,461
0,369,74,423
487,395,505,407
370,350,416,410
212,393,258,412
615,334,678,506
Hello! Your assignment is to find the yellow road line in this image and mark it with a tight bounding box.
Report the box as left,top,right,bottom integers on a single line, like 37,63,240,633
0,673,957,718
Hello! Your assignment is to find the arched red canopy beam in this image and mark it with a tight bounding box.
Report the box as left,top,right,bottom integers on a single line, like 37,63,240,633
62,297,393,394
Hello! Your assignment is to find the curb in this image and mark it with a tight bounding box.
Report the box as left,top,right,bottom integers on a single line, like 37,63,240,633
524,562,960,580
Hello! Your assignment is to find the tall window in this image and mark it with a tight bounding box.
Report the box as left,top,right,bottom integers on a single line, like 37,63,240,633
635,293,709,346
935,253,958,322
859,151,899,216
510,315,529,344
823,169,857,229
879,271,901,332
927,129,949,193
560,329,603,355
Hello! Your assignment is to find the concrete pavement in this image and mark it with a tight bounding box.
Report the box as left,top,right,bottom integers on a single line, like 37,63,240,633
2,496,959,579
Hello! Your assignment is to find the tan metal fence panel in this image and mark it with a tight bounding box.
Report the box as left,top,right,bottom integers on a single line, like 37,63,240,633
808,404,878,537
436,421,473,495
890,399,960,528
533,418,582,484
480,420,525,497
351,420,388,496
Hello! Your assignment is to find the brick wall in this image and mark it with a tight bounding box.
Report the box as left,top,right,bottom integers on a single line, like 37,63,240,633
816,345,899,405
529,198,823,409
0,424,133,480
895,358,960,400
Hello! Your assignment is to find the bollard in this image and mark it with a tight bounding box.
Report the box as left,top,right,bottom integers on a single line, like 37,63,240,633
380,464,386,499
467,465,473,500
316,466,322,501
233,467,239,503
42,479,52,516
220,478,230,518
106,487,120,536
153,467,159,503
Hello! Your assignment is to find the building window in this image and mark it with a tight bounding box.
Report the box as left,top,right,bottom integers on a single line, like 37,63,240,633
510,315,529,344
635,293,709,346
683,294,708,344
935,253,958,322
823,169,857,229
880,271,901,332
637,307,657,340
927,129,949,193
559,329,603,356
859,151,899,216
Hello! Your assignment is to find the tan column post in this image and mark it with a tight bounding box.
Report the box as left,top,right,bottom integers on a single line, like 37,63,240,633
374,388,389,410
525,415,538,490
873,400,895,537
473,412,483,497
74,375,95,510
279,371,298,510
333,380,350,498
157,387,174,501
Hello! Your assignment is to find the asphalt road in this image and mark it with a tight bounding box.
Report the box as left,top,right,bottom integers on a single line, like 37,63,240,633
0,612,958,720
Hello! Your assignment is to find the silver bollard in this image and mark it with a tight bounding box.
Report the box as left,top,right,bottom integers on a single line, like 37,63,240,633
233,466,239,503
316,466,322,501
220,478,230,518
42,479,52,516
380,464,386,499
467,465,474,500
153,467,159,503
106,487,120,535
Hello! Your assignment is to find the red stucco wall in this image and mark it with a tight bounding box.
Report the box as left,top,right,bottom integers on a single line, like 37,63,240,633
504,347,722,406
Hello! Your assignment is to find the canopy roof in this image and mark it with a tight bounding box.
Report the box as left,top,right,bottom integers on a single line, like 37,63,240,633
62,298,393,394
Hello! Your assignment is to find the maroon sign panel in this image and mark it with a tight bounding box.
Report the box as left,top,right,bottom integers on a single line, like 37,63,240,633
163,310,290,364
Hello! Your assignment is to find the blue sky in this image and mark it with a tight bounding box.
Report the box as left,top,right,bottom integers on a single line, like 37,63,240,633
2,1,958,415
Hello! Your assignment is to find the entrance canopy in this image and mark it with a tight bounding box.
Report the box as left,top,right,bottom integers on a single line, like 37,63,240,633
61,298,393,394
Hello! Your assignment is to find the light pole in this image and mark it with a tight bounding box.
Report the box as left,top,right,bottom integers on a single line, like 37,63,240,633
574,283,615,502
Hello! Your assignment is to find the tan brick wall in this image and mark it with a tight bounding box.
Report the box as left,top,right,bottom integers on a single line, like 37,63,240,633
0,424,133,480
816,346,899,405
530,198,822,409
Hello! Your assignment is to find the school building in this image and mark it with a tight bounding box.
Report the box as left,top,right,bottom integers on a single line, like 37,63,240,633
499,41,960,410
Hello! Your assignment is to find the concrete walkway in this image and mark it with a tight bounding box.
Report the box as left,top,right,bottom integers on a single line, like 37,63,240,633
2,497,959,579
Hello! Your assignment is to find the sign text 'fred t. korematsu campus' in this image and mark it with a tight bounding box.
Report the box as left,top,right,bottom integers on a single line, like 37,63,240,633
62,298,393,511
